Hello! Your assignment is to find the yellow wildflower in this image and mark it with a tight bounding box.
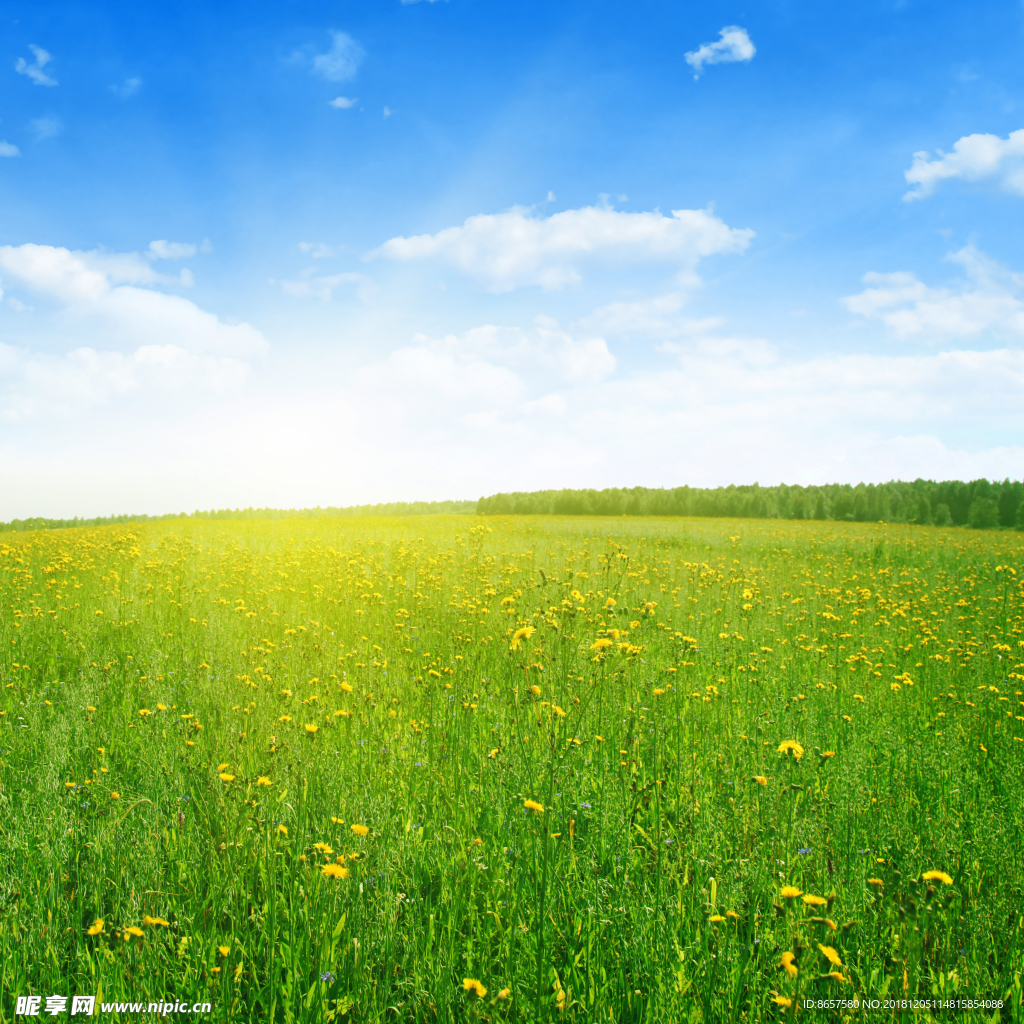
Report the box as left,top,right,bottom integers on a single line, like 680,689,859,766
818,944,842,967
777,740,804,759
351,824,369,837
322,863,349,879
781,951,797,978
87,919,104,936
524,799,544,813
462,979,487,998
922,870,953,884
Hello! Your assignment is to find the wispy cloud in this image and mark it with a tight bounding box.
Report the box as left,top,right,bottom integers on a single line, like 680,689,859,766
328,96,358,109
369,200,753,292
14,45,57,87
29,116,62,141
272,268,375,303
685,26,755,80
843,245,1024,340
0,141,20,158
111,77,142,99
147,240,198,260
297,242,337,259
903,129,1024,201
311,31,364,82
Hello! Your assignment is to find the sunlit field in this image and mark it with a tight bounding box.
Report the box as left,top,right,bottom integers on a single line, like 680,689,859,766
1,515,1023,1023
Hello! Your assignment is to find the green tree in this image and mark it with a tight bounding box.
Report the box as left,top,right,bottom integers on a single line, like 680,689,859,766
968,498,999,530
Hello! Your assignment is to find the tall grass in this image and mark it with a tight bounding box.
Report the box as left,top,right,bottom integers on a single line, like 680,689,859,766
0,515,1022,1022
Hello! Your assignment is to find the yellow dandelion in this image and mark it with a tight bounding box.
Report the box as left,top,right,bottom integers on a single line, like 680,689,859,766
489,748,499,758
217,945,230,956
817,944,842,967
524,799,544,813
351,823,369,837
143,916,169,927
219,773,235,782
256,776,271,786
462,978,487,998
218,763,229,771
772,994,793,1007
753,775,768,786
827,971,846,982
780,885,803,899
529,684,541,695
510,626,535,650
497,988,511,1000
322,863,349,879
86,919,104,936
340,681,353,692
802,894,828,907
653,688,665,696
781,951,797,978
110,792,119,800
125,926,144,938
709,914,726,923
278,824,288,835
305,724,318,734
922,870,953,884
777,740,804,759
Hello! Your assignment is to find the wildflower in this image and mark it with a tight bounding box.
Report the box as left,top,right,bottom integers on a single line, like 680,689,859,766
497,988,511,1000
305,724,319,734
772,994,793,1007
726,910,739,920
781,951,797,978
279,715,291,722
87,919,104,936
826,971,847,982
322,863,349,879
653,688,665,696
462,978,487,998
218,763,229,771
489,748,499,758
278,824,288,835
524,799,544,813
110,792,119,800
818,944,842,967
753,775,768,786
351,824,369,837
529,684,541,695
256,776,271,786
553,705,566,717
125,926,144,939
709,914,726,923
143,916,169,927
780,885,803,899
340,681,353,692
802,894,827,907
590,638,613,652
510,626,535,650
922,870,953,885
605,598,617,609
777,740,804,759
157,703,167,711
219,773,235,782
138,708,151,717
219,945,231,957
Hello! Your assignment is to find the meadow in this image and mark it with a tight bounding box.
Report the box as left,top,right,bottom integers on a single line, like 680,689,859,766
0,514,1022,1023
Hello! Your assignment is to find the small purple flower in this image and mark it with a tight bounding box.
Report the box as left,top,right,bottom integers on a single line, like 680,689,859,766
798,847,812,855
321,972,335,983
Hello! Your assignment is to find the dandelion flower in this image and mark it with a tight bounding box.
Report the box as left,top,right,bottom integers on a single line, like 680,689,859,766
143,916,169,927
219,773,235,782
489,748,499,758
922,870,953,885
305,724,318,734
781,951,797,978
87,919,104,936
529,685,541,696
340,681,353,692
524,799,544,813
110,792,119,800
780,885,803,899
462,979,487,998
217,945,231,957
709,914,726,923
777,740,804,759
753,775,768,786
867,877,884,886
802,894,827,907
218,763,229,771
256,776,271,786
322,863,349,879
772,994,793,1007
510,626,535,650
817,944,842,967
351,824,369,837
826,971,846,982
278,824,288,835
497,988,511,1000
125,926,144,939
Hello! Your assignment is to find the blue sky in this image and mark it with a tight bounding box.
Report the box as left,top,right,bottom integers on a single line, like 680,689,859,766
2,0,1024,518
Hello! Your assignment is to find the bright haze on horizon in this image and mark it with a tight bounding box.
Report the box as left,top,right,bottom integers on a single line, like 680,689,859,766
1,0,1023,519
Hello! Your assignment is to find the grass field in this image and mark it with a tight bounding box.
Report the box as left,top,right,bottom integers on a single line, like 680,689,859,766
1,515,1022,1023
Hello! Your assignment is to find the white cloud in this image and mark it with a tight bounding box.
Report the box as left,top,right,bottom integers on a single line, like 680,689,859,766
904,129,1024,200
297,242,336,259
311,31,364,82
685,26,755,80
843,245,1024,340
400,0,448,5
575,292,725,339
14,45,57,87
328,96,358,109
0,243,266,359
29,116,62,141
273,269,375,303
0,141,20,158
148,240,198,260
111,77,142,98
383,106,392,118
369,201,753,292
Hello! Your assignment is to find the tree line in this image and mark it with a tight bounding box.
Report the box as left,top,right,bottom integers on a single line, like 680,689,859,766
475,479,1024,529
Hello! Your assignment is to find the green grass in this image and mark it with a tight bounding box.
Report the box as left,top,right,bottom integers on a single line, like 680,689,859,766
1,515,1022,1022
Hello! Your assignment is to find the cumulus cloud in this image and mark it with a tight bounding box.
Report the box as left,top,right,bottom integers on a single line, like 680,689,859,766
843,245,1024,340
0,141,20,158
328,96,358,109
685,26,755,80
904,129,1024,200
0,243,266,358
311,31,364,82
368,201,753,292
14,45,57,87
273,269,375,303
148,240,198,260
